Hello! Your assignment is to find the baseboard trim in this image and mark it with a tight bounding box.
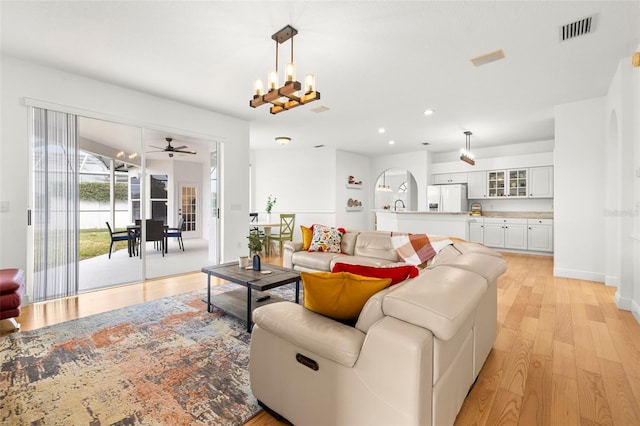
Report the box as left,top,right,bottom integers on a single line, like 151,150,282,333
632,300,640,324
615,291,632,311
553,268,604,283
604,275,620,288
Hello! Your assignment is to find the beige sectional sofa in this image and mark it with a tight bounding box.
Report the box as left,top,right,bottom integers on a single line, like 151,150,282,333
283,229,469,272
251,231,506,425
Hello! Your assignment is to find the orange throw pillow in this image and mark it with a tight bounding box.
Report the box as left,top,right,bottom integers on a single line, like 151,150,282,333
301,271,391,321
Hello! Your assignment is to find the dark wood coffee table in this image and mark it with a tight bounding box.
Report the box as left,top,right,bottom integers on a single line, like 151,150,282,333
201,262,301,332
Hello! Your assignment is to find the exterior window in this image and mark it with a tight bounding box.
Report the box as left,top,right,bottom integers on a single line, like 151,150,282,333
130,176,140,222
150,174,168,224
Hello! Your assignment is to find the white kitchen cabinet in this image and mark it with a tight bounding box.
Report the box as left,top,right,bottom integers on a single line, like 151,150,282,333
468,218,484,244
504,220,528,249
528,166,554,198
487,169,528,198
483,219,505,247
527,219,553,252
507,169,528,197
467,171,487,199
433,172,467,184
483,217,528,250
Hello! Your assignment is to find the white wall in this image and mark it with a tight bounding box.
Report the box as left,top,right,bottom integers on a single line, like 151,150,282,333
554,97,606,282
335,150,370,231
605,58,636,314
432,140,555,165
0,56,250,289
251,147,338,241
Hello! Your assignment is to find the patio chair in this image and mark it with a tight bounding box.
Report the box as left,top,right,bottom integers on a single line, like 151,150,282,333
266,213,295,257
106,221,130,259
140,219,165,257
166,216,185,251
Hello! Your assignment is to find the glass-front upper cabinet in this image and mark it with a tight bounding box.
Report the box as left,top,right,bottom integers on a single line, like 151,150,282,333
508,169,527,197
487,171,506,197
487,169,528,198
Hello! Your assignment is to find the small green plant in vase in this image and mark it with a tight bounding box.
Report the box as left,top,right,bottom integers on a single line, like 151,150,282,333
265,195,276,214
247,233,263,271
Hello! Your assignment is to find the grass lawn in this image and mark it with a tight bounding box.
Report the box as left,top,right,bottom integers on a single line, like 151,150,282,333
80,228,128,260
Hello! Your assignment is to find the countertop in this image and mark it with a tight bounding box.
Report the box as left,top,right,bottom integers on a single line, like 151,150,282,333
374,210,471,215
375,210,554,219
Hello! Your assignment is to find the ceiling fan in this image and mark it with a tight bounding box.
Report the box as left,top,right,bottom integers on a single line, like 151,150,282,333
148,137,197,158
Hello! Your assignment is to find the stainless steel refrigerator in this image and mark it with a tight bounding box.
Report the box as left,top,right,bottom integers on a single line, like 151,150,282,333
427,184,468,212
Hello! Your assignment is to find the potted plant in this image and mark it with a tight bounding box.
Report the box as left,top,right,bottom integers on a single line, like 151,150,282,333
247,233,263,271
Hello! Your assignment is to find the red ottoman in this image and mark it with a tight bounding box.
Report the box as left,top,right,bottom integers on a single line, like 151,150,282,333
0,268,25,330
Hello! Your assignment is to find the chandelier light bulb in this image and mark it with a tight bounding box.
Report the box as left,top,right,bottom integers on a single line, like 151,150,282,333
305,73,315,93
254,79,264,97
268,71,278,91
285,62,296,83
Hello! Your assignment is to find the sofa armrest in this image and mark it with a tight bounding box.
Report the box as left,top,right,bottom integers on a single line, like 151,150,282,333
283,241,304,268
252,302,365,367
383,266,486,340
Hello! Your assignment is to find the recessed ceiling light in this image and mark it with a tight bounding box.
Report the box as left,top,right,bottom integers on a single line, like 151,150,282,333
388,140,395,145
378,128,386,134
424,109,434,116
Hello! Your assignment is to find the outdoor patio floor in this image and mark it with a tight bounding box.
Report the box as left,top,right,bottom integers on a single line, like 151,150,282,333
79,238,212,292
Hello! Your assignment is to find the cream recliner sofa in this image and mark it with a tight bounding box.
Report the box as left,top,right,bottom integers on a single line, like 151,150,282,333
283,230,405,272
249,242,506,426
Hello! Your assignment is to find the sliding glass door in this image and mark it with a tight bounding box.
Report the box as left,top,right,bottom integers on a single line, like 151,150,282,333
30,109,219,297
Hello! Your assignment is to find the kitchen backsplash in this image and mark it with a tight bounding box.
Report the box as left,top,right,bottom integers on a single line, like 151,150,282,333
468,197,553,213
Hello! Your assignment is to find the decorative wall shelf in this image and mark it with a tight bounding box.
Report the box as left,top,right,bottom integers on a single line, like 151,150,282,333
345,206,363,212
346,183,363,189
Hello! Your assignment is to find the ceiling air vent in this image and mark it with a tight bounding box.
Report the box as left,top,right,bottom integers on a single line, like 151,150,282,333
310,105,330,113
560,15,595,42
470,49,505,68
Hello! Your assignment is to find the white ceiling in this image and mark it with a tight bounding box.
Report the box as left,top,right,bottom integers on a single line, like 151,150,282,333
2,1,639,156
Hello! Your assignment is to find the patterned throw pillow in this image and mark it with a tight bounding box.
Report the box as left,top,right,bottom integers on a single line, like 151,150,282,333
308,225,345,253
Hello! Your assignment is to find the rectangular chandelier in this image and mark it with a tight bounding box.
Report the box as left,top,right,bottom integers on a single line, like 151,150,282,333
460,131,475,165
250,25,320,115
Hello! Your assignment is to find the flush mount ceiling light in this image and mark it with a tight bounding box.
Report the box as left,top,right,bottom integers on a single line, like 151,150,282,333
275,136,291,145
460,131,475,165
250,25,320,115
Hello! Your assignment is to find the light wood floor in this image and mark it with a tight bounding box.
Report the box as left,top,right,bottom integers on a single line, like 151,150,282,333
4,253,640,425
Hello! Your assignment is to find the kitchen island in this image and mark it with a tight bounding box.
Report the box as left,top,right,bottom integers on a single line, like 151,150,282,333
376,210,555,254
375,211,471,239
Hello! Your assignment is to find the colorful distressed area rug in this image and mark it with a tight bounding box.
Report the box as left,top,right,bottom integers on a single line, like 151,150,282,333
0,283,297,425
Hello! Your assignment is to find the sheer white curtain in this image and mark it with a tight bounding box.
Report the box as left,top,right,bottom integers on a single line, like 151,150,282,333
32,107,79,302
